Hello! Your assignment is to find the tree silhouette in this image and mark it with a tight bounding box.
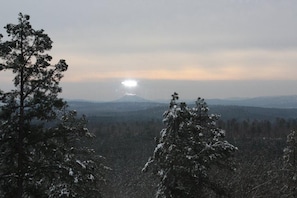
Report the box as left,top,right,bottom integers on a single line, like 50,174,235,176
143,93,237,197
0,13,106,197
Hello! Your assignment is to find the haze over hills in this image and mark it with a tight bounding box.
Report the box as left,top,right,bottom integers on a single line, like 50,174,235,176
68,94,297,109
207,95,297,109
66,95,297,122
113,94,151,103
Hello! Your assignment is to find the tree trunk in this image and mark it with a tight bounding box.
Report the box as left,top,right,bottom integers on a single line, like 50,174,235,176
17,37,25,197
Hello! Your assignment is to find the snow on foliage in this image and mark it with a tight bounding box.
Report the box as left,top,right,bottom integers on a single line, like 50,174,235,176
283,130,297,196
143,93,237,198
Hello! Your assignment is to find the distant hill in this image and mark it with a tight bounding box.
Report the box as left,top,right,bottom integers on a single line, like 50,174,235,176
113,94,151,103
68,95,297,109
68,96,297,122
206,95,297,109
67,97,164,117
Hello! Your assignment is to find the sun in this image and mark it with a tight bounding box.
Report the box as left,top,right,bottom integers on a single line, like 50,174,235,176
121,80,138,88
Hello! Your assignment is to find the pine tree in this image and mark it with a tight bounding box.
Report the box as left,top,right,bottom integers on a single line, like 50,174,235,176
143,93,237,198
0,13,106,197
283,130,297,197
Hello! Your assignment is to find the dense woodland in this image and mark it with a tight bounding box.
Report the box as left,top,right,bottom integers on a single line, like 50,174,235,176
87,112,297,197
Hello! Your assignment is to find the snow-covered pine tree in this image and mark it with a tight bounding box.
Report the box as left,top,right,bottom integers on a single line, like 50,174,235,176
143,93,237,198
0,13,106,197
283,130,297,197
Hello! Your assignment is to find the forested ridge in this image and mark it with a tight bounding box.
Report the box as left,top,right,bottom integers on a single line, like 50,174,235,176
86,103,297,197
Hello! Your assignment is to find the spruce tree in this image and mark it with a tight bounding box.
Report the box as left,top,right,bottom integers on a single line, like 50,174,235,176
0,13,106,197
283,130,297,197
143,93,237,198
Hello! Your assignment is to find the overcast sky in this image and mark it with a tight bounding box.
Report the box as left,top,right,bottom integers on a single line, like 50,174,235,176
1,0,297,101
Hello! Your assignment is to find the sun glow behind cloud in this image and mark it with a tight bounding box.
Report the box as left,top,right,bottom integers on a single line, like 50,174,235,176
121,80,138,87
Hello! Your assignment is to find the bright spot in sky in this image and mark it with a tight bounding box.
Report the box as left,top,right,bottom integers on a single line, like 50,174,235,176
121,80,138,88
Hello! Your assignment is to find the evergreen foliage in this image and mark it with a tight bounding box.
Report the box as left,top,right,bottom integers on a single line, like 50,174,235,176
143,93,237,198
283,130,297,197
0,13,106,197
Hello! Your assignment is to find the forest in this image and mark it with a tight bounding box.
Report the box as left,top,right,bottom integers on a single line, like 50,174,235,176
1,13,297,198
83,102,297,197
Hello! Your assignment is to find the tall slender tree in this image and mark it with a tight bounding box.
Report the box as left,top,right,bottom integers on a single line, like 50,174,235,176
143,93,237,198
283,130,297,197
0,13,106,197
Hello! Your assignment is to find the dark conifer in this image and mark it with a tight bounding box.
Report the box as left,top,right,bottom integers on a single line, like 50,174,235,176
143,93,237,197
0,13,106,197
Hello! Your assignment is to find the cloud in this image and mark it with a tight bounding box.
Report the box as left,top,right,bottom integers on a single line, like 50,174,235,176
1,0,291,56
1,1,297,101
60,79,297,101
58,49,297,82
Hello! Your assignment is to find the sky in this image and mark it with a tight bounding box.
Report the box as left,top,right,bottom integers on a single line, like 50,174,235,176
1,0,297,101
